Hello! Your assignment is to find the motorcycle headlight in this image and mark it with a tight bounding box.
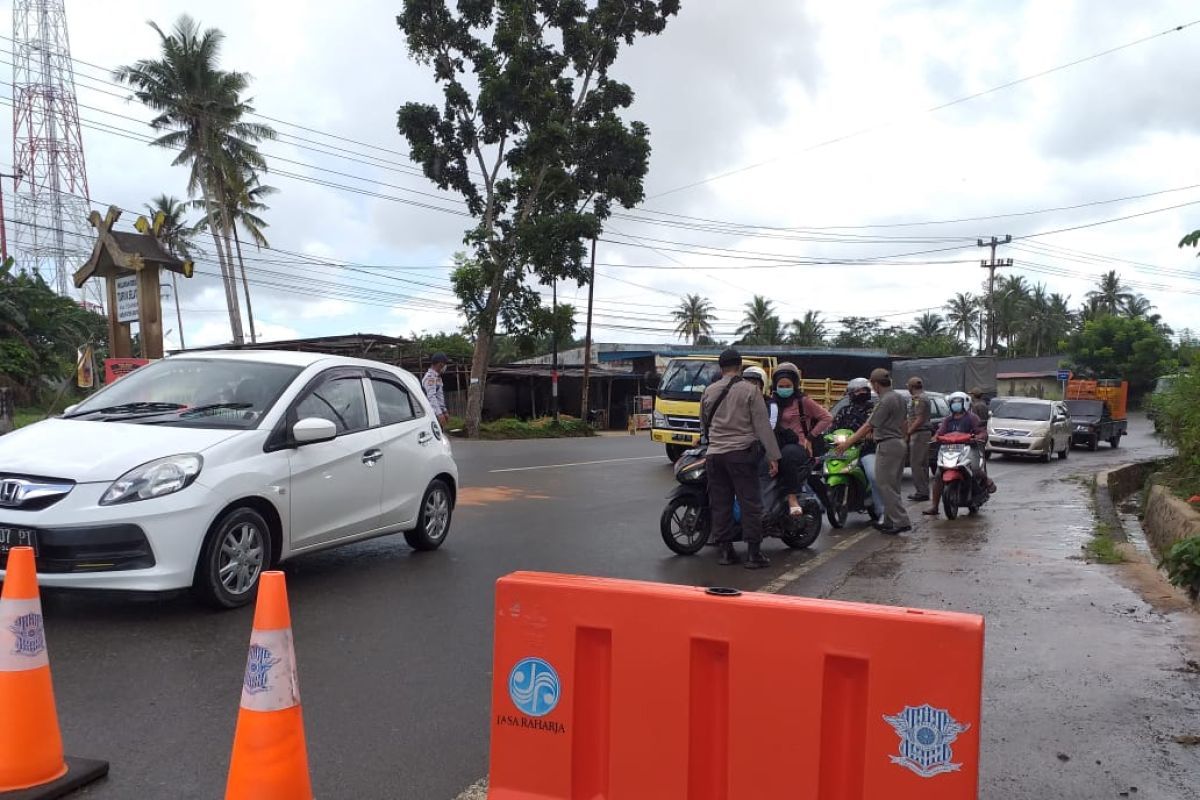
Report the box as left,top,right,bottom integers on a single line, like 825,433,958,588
100,454,204,506
652,410,667,428
681,467,705,482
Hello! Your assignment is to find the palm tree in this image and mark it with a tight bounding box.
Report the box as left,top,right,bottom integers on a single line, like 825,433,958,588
194,161,277,343
143,195,195,349
115,15,276,344
944,292,977,348
736,295,780,339
787,311,827,346
912,311,946,338
739,316,787,346
1085,270,1134,316
1122,293,1154,319
672,294,716,345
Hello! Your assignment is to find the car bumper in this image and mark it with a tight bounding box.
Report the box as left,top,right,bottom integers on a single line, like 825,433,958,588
1071,430,1098,443
987,436,1050,455
0,482,220,592
652,428,700,447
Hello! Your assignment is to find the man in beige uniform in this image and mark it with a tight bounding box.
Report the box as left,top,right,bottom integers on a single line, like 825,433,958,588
906,376,932,502
700,349,781,569
834,368,912,534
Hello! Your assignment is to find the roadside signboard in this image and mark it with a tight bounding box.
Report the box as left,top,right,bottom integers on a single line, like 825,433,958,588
1056,369,1072,381
116,274,139,324
104,358,149,384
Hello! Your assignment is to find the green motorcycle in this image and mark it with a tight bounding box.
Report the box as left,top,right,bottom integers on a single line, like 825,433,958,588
820,428,878,528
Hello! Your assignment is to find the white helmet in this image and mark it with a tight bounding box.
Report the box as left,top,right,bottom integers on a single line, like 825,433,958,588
847,377,871,394
948,391,971,414
742,365,767,386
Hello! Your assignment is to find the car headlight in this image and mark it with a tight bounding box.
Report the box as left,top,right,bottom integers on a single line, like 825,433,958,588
652,410,667,428
100,454,204,506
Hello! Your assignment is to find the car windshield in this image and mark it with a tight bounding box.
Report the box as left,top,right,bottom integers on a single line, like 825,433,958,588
65,358,303,429
658,359,722,401
1066,400,1104,418
990,400,1052,422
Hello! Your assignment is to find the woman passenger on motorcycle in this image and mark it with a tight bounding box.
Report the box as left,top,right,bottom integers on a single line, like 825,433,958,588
767,363,832,516
922,391,991,517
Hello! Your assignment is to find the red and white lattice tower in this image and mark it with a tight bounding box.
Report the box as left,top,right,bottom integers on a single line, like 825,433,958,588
11,0,92,297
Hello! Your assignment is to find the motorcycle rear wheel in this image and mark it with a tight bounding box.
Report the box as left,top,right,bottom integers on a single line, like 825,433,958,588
827,483,849,529
660,496,710,555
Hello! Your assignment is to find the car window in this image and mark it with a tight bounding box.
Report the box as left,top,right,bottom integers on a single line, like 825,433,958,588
990,401,1051,421
372,377,422,426
294,375,369,434
929,396,949,417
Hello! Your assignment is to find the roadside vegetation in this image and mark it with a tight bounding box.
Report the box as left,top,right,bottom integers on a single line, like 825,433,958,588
1085,521,1126,564
1151,365,1200,499
454,416,595,441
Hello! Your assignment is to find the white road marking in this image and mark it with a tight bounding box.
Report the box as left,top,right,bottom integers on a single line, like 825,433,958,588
489,455,663,473
757,529,874,594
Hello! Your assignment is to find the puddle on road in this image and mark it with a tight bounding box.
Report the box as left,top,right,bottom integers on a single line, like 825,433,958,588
457,486,551,506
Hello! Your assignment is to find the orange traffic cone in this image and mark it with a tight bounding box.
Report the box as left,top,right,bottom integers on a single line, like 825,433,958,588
0,546,108,797
225,571,313,800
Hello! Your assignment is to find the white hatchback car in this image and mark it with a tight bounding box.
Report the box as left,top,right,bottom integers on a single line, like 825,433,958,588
0,351,459,607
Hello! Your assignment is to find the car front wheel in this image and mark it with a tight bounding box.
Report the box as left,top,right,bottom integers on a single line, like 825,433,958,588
405,479,453,551
194,507,272,609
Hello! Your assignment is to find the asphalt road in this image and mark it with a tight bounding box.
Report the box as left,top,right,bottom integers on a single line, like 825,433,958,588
30,417,1182,798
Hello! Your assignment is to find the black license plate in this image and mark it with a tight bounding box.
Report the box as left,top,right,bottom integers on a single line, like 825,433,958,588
672,433,693,443
994,440,1014,447
0,527,38,556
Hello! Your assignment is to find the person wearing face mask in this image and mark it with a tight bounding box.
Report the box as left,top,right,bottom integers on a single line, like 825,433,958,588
832,377,883,519
922,391,993,517
768,363,832,516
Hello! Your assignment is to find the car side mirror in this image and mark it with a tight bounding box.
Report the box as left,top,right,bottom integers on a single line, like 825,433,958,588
293,417,337,446
63,404,78,415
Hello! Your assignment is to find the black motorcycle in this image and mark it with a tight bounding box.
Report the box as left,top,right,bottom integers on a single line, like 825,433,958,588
660,445,823,555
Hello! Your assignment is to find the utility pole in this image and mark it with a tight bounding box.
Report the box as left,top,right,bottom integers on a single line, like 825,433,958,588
0,171,21,261
580,238,596,425
551,277,559,422
977,235,1013,356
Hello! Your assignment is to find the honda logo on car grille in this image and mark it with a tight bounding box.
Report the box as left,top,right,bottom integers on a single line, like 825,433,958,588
0,479,21,507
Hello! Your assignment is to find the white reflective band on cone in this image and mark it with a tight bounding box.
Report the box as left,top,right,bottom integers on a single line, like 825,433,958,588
239,627,300,712
0,598,50,671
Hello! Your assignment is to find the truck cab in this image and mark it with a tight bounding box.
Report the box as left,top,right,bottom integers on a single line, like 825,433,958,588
651,355,776,462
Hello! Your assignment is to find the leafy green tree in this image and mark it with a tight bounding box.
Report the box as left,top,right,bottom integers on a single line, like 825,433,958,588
408,331,475,363
1066,315,1176,397
832,317,882,349
396,1,679,436
787,311,827,346
115,15,275,345
672,294,716,345
911,312,946,338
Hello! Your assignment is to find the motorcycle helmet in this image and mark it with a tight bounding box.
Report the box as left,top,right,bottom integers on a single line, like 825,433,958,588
742,365,767,389
847,377,871,403
948,391,971,414
773,362,801,385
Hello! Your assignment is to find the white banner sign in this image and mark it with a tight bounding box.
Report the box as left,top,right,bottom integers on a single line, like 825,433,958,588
115,274,139,323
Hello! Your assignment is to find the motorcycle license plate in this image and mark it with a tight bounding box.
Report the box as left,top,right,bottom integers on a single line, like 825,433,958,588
0,526,39,556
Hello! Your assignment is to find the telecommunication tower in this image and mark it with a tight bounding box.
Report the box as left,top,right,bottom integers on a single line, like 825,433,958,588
11,0,93,297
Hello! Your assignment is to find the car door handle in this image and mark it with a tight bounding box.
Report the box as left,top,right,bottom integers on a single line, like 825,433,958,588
417,432,432,445
362,449,383,465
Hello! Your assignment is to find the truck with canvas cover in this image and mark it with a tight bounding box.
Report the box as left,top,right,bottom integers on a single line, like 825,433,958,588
891,356,997,396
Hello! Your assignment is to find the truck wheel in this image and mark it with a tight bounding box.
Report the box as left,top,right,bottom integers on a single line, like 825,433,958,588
1058,442,1069,460
666,444,687,463
1088,436,1098,452
1109,435,1120,448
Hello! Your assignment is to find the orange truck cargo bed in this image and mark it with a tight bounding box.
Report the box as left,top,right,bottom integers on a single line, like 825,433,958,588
1066,379,1128,420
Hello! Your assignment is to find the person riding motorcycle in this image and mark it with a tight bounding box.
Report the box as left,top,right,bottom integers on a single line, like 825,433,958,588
831,377,882,518
766,363,831,516
742,365,768,396
922,391,993,516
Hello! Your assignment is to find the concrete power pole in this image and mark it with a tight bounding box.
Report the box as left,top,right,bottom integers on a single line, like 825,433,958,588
977,235,1013,356
580,238,596,425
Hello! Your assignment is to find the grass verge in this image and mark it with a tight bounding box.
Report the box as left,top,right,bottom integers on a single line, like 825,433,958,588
449,416,595,440
1085,520,1126,564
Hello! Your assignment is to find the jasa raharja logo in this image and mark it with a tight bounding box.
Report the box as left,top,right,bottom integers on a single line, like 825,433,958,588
496,656,566,734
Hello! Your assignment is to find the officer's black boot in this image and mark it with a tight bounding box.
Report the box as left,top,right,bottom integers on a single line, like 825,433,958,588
718,542,741,566
744,541,770,570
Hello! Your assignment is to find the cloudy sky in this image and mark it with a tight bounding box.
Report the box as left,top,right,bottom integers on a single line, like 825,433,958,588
4,0,1199,349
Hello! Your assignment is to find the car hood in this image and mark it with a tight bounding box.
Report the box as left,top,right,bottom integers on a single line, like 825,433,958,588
0,419,245,483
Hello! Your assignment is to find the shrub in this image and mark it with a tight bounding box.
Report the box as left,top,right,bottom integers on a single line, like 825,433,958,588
470,416,595,440
1154,366,1200,497
1159,536,1200,600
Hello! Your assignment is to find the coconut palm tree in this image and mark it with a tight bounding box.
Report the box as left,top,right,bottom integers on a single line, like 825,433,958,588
143,195,195,349
787,311,827,346
912,311,947,338
115,15,275,344
736,296,783,345
944,292,978,348
1085,270,1134,316
672,294,716,345
1122,293,1154,319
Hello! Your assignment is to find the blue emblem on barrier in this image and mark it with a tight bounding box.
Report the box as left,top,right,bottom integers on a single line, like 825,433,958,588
508,657,560,718
243,644,280,695
8,612,45,657
884,704,970,778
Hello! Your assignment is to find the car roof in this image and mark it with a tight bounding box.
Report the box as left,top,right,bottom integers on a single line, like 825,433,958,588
165,349,399,371
994,397,1058,405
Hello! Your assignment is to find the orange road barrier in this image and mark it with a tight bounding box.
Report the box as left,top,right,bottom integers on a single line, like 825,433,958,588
225,572,313,800
487,572,984,800
0,546,108,798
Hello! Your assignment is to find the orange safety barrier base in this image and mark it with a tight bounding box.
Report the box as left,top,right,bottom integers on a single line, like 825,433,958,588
0,758,109,800
487,572,984,800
